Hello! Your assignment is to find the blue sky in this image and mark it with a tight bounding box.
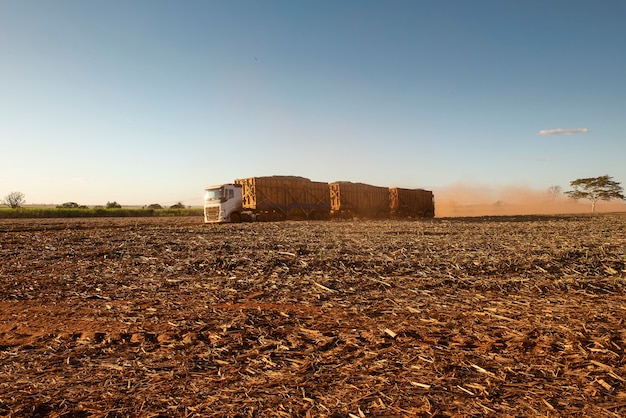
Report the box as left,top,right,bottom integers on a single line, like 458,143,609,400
1,0,625,207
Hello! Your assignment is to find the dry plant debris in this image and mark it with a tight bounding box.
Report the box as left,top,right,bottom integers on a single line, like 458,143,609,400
1,214,626,417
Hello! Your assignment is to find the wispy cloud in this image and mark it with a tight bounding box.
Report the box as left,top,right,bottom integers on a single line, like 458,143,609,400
538,128,590,136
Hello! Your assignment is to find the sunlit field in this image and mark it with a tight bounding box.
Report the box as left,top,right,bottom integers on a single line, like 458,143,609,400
2,214,625,416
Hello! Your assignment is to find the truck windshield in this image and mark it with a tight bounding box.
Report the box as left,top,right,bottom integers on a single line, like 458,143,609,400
204,189,223,201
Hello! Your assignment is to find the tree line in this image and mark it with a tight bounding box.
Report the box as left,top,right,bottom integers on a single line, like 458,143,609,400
1,192,188,210
3,175,625,213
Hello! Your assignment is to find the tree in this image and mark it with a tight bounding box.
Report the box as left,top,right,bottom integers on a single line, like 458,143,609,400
3,191,26,208
106,201,122,209
547,185,562,201
57,202,88,209
565,175,625,213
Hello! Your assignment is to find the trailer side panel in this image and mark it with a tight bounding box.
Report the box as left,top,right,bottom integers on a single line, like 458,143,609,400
235,176,330,219
330,181,390,218
390,187,435,218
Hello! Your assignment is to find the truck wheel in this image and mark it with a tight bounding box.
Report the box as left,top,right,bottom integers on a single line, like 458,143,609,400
230,212,241,223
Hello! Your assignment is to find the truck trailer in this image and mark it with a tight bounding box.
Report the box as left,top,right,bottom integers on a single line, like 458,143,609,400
389,187,435,218
329,181,390,218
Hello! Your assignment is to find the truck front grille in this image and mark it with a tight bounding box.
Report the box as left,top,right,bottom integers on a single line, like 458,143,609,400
204,207,220,222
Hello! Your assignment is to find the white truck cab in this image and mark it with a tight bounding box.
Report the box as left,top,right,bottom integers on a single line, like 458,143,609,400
204,184,244,223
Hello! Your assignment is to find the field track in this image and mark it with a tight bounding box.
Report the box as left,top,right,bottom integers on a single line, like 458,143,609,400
1,214,626,417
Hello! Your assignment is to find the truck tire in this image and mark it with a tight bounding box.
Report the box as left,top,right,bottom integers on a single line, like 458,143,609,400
230,212,241,223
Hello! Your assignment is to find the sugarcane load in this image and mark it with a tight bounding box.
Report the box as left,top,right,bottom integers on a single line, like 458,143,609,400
204,176,434,223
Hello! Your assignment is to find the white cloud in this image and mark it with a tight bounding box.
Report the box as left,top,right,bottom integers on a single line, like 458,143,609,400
537,128,590,136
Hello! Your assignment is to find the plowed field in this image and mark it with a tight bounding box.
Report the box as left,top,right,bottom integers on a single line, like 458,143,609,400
1,214,626,417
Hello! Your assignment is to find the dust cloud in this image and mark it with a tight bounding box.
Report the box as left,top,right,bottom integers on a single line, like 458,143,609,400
434,184,626,218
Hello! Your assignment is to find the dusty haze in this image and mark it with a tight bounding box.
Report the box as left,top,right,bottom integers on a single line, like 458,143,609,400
435,184,626,217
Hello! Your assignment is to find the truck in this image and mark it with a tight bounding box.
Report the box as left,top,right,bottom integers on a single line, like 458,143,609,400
204,176,330,223
204,175,435,223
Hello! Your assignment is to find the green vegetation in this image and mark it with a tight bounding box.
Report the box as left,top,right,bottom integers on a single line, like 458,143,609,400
156,207,204,217
57,202,89,209
0,207,203,219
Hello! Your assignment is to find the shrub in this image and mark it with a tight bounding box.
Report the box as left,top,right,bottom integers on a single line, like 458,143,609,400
57,202,88,209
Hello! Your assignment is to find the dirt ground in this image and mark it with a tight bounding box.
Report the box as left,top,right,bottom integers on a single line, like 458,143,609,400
1,214,626,417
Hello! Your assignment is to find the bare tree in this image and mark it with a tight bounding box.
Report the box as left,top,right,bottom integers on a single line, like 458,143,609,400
547,185,562,201
3,191,26,208
565,175,625,213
